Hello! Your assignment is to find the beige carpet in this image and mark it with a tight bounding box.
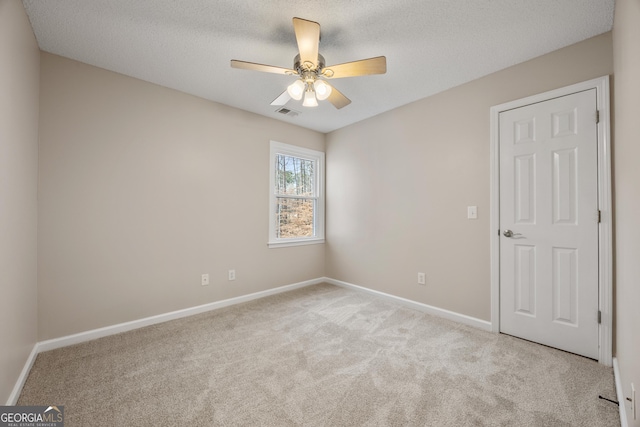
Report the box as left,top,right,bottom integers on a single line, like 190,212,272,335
19,283,620,426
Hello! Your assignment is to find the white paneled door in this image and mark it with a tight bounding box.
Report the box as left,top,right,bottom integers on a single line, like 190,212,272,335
499,89,599,359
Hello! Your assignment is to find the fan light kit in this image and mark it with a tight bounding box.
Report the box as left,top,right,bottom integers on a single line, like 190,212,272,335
231,17,387,109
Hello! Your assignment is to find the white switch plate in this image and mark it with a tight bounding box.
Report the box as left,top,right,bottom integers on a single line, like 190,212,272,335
228,270,236,281
467,206,478,219
201,274,209,286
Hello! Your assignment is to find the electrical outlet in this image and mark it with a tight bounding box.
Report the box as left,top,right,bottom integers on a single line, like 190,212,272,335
418,272,426,285
201,274,209,286
228,269,236,281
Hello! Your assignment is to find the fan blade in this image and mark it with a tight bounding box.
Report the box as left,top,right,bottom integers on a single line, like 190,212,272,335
326,84,351,109
270,90,291,106
292,17,320,69
322,56,387,79
231,60,296,75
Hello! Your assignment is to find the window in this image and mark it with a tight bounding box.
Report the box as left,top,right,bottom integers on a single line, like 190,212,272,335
269,141,325,248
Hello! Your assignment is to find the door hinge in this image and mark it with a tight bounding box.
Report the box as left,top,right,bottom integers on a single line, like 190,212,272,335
598,310,602,324
596,110,600,124
598,210,602,223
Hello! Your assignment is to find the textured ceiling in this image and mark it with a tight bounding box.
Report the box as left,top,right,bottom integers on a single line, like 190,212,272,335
22,0,614,133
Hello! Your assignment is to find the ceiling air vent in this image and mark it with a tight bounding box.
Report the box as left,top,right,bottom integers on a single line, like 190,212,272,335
275,107,300,117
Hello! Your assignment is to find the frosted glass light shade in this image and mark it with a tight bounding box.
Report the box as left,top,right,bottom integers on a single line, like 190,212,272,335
302,90,318,107
313,80,332,100
287,80,305,100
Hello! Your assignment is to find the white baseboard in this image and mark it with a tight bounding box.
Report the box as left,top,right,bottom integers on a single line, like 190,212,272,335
9,278,322,404
613,357,629,427
37,278,323,353
323,277,492,332
38,277,492,354
6,344,39,405
10,276,490,405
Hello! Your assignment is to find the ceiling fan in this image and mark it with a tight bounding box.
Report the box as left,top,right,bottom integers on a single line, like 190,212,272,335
231,17,387,109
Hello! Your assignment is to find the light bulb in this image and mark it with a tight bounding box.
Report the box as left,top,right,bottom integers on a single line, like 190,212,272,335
287,80,305,100
303,89,318,107
314,80,332,101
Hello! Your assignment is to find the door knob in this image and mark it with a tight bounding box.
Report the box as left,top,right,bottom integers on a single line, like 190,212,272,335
503,230,522,238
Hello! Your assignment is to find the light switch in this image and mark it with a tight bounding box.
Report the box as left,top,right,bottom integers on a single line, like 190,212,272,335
467,206,478,219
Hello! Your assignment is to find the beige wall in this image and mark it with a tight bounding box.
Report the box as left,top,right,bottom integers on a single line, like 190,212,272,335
0,0,40,403
613,0,640,424
326,32,613,321
38,53,325,340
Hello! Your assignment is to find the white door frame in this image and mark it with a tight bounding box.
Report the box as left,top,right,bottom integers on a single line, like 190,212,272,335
489,76,612,366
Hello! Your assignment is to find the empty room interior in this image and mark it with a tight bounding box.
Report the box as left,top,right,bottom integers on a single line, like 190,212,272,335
1,0,639,425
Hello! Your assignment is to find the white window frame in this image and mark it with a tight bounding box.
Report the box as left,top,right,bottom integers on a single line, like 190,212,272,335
268,141,325,248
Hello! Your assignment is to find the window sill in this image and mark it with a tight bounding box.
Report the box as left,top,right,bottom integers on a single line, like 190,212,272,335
268,238,325,249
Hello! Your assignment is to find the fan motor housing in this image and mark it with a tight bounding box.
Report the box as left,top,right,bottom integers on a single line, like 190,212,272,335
294,53,325,73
